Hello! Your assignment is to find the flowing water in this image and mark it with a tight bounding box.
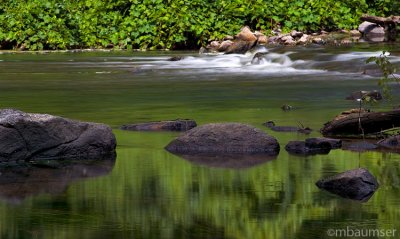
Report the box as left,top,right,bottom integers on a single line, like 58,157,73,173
0,43,400,239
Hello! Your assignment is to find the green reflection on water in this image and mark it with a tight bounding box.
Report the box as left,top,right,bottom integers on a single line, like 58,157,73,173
0,48,400,239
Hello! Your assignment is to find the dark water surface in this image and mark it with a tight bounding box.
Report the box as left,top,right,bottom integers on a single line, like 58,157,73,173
0,44,400,239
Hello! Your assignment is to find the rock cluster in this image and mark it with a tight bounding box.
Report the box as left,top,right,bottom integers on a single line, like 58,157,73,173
200,26,363,54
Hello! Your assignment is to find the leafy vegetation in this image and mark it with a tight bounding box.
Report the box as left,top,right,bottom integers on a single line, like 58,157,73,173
0,0,398,50
367,51,399,98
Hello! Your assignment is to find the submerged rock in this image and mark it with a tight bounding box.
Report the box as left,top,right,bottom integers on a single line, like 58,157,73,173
316,168,379,202
285,141,331,155
263,121,312,134
0,109,116,164
121,119,197,132
165,123,280,155
167,56,185,61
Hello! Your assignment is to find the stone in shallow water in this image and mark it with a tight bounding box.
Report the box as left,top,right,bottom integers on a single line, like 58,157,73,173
316,168,379,202
165,123,280,155
0,109,116,164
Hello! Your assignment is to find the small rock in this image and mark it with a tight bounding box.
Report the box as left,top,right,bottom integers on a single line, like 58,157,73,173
199,47,207,54
168,56,185,61
121,119,197,132
350,30,361,36
312,37,324,44
281,35,296,45
224,35,234,41
290,30,303,38
251,52,268,65
257,35,268,44
297,34,310,44
268,36,280,44
281,104,293,111
209,41,220,48
316,168,379,201
218,40,233,52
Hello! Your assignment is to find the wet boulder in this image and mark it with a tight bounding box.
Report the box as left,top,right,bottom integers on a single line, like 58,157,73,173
316,168,379,201
121,119,196,132
165,123,280,155
0,109,116,164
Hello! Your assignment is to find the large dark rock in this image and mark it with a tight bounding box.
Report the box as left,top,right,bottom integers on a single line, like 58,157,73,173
165,123,280,155
316,168,379,202
121,119,196,131
0,109,116,163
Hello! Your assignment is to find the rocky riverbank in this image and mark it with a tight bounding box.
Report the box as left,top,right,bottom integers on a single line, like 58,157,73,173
201,15,398,54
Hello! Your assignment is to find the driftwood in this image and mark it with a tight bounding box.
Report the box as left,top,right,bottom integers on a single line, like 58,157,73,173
321,109,400,137
360,14,400,38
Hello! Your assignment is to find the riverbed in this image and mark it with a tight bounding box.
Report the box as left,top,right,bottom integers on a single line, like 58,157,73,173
0,43,400,239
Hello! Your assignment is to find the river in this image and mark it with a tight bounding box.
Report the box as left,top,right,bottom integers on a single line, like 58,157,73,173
0,43,400,239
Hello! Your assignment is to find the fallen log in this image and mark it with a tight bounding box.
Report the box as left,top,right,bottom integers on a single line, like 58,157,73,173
360,15,400,26
321,109,400,137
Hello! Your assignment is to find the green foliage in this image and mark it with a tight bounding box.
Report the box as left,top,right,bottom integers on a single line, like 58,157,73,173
0,0,397,50
366,51,399,98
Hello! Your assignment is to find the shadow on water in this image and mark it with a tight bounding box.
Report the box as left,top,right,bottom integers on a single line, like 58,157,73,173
0,156,115,204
